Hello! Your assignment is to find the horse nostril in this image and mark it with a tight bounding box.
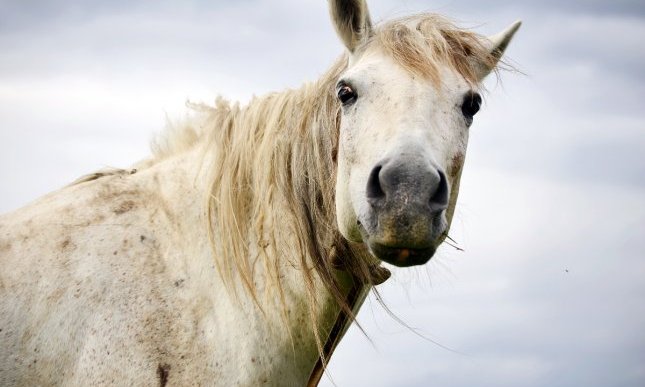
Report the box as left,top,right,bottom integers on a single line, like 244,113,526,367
429,170,449,212
366,165,385,201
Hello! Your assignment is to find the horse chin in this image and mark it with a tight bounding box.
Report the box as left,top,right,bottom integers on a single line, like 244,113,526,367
357,221,440,267
367,241,436,267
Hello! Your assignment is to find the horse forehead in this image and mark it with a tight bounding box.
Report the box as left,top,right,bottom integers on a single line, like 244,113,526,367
347,52,419,88
347,50,466,100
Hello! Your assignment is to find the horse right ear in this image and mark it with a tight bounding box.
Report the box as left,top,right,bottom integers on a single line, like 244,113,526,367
329,0,373,54
475,20,522,80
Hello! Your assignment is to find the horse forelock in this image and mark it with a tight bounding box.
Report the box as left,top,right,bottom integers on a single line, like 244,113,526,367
372,14,501,87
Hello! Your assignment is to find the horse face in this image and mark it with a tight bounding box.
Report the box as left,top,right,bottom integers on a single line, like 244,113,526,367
329,0,520,267
334,50,472,267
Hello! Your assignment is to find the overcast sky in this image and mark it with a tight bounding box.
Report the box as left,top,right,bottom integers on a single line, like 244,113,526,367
1,1,644,386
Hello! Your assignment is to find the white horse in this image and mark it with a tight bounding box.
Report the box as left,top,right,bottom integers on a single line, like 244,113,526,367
0,1,520,386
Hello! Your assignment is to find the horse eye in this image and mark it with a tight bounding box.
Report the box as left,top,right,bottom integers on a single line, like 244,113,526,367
461,92,482,120
337,84,357,105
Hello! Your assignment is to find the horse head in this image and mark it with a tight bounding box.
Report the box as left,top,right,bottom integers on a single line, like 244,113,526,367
330,0,520,267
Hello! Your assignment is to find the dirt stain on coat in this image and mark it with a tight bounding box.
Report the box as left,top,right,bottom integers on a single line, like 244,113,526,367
113,201,136,215
157,363,171,387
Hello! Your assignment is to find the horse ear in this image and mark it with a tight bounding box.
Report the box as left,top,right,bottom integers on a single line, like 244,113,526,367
329,0,373,53
476,20,522,80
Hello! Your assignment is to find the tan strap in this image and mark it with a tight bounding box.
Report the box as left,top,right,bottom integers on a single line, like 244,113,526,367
306,283,362,387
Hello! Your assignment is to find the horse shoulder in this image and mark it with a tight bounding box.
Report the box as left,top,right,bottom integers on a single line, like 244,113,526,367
0,161,222,386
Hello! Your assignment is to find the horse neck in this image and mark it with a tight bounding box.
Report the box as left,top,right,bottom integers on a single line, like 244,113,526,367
164,64,368,381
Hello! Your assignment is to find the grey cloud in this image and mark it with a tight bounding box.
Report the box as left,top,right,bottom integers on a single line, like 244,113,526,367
0,0,253,31
439,0,645,17
473,109,645,189
513,0,645,16
0,0,338,94
556,135,645,188
462,10,645,189
534,14,645,85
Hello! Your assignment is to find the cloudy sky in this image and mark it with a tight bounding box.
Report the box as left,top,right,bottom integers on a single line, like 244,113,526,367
1,1,644,386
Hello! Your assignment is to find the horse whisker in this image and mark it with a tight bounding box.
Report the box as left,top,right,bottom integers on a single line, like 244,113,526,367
443,234,465,252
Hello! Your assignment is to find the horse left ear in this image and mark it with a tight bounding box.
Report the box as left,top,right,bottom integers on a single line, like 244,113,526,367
329,0,373,54
477,20,522,80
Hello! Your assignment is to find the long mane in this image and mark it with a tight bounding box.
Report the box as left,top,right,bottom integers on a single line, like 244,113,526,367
202,56,373,314
146,13,500,358
153,56,376,353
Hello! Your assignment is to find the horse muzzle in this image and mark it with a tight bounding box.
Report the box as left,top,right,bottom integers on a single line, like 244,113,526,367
359,152,449,267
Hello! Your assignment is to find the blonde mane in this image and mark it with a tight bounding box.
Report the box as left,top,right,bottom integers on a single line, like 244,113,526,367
147,13,501,355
